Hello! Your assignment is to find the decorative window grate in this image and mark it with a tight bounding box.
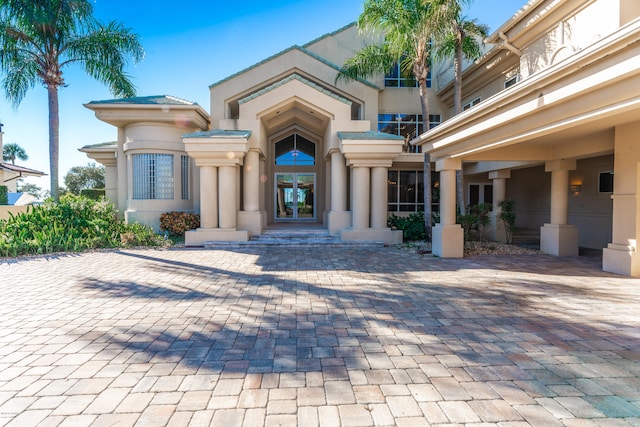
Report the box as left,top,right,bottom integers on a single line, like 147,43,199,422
181,155,190,200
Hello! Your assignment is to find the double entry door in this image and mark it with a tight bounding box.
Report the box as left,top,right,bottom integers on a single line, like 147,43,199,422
275,173,315,220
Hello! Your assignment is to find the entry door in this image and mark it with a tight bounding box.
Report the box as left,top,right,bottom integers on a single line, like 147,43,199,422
275,173,315,220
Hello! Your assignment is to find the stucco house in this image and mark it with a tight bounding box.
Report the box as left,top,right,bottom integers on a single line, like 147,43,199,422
82,0,640,277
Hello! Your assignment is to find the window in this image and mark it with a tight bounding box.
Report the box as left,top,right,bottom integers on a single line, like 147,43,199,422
132,153,174,200
598,171,614,193
463,97,481,111
468,183,493,208
384,61,431,88
388,170,440,213
504,75,519,89
181,155,190,200
275,134,315,166
378,114,441,153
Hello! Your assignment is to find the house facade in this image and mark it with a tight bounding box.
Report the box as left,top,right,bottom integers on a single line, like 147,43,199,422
82,0,640,276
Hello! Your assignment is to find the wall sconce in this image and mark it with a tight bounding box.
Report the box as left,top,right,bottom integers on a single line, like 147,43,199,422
570,184,581,195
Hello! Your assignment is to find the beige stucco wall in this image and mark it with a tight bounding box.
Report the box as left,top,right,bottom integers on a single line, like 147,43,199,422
0,205,29,220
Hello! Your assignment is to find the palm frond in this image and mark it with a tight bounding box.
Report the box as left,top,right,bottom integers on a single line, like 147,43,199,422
335,44,395,84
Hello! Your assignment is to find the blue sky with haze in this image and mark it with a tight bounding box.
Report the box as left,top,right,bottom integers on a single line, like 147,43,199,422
0,0,526,192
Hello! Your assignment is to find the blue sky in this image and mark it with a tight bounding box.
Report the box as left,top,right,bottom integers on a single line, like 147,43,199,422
0,0,527,192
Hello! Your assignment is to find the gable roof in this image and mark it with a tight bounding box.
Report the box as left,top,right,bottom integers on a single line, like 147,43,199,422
238,74,353,106
1,162,46,177
209,45,379,91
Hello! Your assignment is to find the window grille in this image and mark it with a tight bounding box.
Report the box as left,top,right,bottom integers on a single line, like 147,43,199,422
181,155,190,200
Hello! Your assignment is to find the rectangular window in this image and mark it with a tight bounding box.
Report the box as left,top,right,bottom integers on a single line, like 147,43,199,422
384,61,431,88
505,75,519,88
132,153,174,200
468,183,493,208
388,170,437,213
181,155,190,200
463,97,481,111
378,114,441,153
598,171,614,193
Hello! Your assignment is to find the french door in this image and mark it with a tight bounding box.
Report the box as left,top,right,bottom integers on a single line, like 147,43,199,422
275,173,315,220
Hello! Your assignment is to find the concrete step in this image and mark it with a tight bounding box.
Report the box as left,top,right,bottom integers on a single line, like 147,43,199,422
203,228,385,248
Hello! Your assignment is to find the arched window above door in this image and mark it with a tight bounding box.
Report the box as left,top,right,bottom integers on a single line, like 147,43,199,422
275,134,315,166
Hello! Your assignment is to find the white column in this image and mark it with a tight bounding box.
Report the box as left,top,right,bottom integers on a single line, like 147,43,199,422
331,151,347,211
352,166,370,229
440,169,457,226
541,159,578,256
370,167,388,229
200,165,218,229
433,158,464,258
219,165,236,229
243,150,260,212
489,170,510,243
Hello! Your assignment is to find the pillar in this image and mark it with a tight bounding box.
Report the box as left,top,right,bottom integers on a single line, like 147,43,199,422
352,166,370,229
370,167,388,229
243,150,260,212
327,150,351,233
432,158,464,258
540,159,578,256
199,165,218,229
219,166,236,229
489,170,510,243
603,122,640,276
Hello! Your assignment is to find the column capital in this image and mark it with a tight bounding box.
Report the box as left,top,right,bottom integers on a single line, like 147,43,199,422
545,159,576,172
488,170,511,180
435,158,462,171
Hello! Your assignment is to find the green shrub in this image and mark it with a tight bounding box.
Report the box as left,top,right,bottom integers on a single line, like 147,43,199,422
0,194,166,257
459,203,492,242
498,199,516,244
0,185,7,205
160,211,200,237
80,188,106,200
388,212,426,241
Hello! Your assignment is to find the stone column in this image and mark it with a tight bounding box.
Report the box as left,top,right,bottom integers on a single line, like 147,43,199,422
604,122,640,276
352,166,370,229
432,158,464,258
489,170,511,242
370,167,388,229
219,166,237,229
331,150,347,211
199,165,218,229
540,159,578,256
243,150,260,212
327,150,351,233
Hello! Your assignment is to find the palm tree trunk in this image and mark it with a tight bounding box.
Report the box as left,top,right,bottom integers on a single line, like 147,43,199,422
418,78,432,243
48,84,60,201
454,45,465,216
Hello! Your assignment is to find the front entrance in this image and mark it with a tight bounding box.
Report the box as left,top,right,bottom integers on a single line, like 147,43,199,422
275,173,315,220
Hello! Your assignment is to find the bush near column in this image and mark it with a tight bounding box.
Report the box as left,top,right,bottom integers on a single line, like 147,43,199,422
160,211,200,238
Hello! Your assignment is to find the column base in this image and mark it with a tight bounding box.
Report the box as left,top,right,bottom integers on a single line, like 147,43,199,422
328,210,353,235
238,211,264,237
603,244,640,277
185,228,249,246
540,223,579,256
432,224,464,258
340,228,402,245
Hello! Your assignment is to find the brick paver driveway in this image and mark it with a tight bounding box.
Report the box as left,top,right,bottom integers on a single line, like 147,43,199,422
1,246,639,426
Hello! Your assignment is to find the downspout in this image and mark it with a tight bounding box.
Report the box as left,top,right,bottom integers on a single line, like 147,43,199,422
498,31,522,56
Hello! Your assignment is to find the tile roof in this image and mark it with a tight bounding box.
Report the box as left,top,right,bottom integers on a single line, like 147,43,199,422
183,129,252,139
338,131,405,140
87,95,199,106
0,162,46,176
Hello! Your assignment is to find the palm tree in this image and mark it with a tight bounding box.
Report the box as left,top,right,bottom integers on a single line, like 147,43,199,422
336,0,437,242
431,0,488,214
0,0,144,200
2,142,27,164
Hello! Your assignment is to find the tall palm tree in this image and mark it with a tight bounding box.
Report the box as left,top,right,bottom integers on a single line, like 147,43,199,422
0,0,144,200
431,0,488,214
2,142,28,164
336,0,437,242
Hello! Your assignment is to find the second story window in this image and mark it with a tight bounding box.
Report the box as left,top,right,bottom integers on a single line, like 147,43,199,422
463,97,481,111
378,114,441,153
384,61,431,88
